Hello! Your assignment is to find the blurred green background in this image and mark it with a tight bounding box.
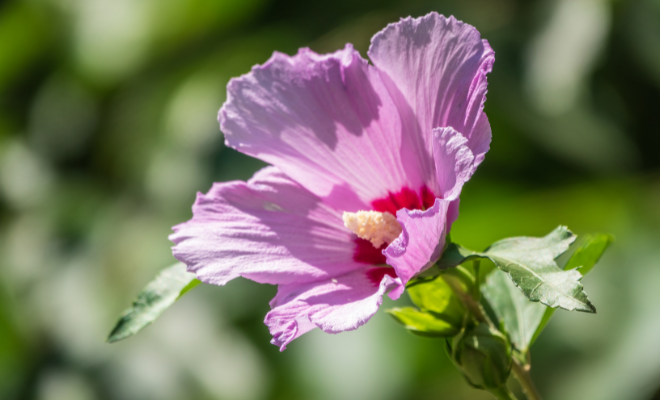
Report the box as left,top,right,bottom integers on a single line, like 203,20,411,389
1,0,660,399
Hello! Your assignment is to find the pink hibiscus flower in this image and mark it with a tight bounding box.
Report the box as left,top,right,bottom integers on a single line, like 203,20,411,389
170,12,494,350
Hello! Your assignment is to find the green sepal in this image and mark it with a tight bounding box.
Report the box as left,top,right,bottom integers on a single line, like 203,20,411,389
107,263,200,343
448,322,513,390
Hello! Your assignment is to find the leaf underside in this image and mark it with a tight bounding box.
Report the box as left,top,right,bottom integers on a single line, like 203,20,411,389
482,269,546,353
482,232,611,355
107,263,200,343
438,226,596,313
396,227,609,362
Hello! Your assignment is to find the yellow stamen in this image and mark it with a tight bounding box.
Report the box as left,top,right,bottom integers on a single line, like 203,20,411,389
342,210,402,248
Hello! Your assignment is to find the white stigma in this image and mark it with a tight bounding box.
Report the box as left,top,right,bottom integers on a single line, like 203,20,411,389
342,210,402,248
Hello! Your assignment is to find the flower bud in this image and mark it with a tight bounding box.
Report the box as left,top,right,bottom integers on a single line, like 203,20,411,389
448,323,512,389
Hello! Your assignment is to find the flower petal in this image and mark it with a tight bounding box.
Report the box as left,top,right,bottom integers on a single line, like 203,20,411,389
220,45,425,211
383,198,451,289
265,267,401,350
368,12,494,165
433,127,475,200
170,166,365,286
447,198,460,233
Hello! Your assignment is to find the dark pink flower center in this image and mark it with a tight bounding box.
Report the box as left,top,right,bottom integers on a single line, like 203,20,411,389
371,186,436,215
353,186,436,284
366,266,399,286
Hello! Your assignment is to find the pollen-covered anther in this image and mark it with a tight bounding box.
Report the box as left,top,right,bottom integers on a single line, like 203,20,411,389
342,210,403,248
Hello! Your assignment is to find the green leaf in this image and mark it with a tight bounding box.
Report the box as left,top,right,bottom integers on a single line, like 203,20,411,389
482,269,546,354
435,226,596,313
107,263,200,343
391,274,466,337
416,228,609,357
564,233,613,275
407,274,465,325
481,233,612,358
387,307,460,337
484,226,595,313
529,234,612,346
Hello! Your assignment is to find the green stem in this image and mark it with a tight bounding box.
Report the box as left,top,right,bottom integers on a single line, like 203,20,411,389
443,269,544,400
473,260,481,300
488,385,519,400
512,360,543,400
443,272,489,325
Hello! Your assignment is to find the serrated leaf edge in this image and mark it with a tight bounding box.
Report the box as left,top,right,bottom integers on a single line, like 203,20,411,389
486,255,596,313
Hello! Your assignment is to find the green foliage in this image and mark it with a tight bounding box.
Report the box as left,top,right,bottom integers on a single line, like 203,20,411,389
529,234,612,346
387,307,460,337
475,232,611,364
435,226,596,313
388,274,465,337
407,274,466,321
563,233,613,275
447,323,512,390
0,2,51,91
482,269,546,354
480,226,595,313
407,227,610,378
107,263,200,343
